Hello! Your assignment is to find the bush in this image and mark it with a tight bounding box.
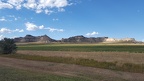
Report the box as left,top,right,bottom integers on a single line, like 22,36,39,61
0,38,17,54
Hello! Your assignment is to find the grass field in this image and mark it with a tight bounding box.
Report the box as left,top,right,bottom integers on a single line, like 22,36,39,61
18,44,144,53
16,44,144,73
0,58,132,81
0,66,90,81
1,53,144,73
1,43,144,81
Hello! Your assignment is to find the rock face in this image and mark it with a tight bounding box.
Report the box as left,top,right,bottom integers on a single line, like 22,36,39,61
14,34,137,43
14,35,56,43
61,35,108,43
104,38,136,43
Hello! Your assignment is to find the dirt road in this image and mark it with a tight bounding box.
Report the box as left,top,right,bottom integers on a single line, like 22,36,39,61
0,56,144,81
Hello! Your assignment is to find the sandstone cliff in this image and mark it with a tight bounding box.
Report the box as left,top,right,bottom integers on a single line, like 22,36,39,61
61,35,108,43
14,35,137,43
104,38,136,43
14,35,56,43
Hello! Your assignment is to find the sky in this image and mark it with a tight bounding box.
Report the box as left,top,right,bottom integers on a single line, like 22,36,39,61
0,0,144,41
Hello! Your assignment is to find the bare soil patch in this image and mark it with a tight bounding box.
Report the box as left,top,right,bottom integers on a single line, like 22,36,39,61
0,57,144,81
18,50,144,64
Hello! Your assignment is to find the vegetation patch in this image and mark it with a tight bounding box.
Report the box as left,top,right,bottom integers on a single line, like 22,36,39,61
0,66,90,81
0,38,17,54
18,44,144,53
1,54,144,73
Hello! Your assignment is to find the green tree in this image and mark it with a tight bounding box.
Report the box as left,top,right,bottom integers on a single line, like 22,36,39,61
0,38,17,54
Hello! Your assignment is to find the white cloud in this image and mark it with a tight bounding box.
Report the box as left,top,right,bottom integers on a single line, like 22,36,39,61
0,28,24,33
37,0,68,8
19,29,24,32
0,28,11,33
14,18,17,20
44,9,53,15
0,0,71,14
23,0,37,9
86,31,99,36
25,22,64,32
58,8,65,12
13,29,24,32
25,22,45,31
7,0,24,10
0,1,13,9
0,16,19,22
39,25,44,29
7,15,20,21
53,18,59,21
7,15,15,17
36,9,43,13
0,17,7,21
25,22,38,31
47,27,64,32
55,0,68,7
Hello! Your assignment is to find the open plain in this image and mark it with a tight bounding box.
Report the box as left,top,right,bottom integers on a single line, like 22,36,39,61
0,44,144,81
18,50,144,64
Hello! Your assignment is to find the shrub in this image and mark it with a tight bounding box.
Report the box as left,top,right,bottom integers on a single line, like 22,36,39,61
0,38,17,54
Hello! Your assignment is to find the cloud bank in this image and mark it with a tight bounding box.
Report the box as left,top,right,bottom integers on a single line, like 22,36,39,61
0,0,71,14
0,28,24,33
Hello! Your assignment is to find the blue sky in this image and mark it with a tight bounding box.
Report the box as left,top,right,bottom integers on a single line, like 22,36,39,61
0,0,144,41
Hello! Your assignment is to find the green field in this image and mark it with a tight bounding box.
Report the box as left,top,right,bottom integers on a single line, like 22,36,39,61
0,66,90,81
18,44,144,53
16,44,144,73
1,43,144,81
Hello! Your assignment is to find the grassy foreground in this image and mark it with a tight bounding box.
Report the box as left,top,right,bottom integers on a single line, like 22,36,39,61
0,66,90,81
18,44,144,53
1,54,144,73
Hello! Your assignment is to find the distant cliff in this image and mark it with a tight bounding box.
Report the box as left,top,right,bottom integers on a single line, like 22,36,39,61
14,35,137,43
104,38,136,43
14,35,56,43
61,35,108,43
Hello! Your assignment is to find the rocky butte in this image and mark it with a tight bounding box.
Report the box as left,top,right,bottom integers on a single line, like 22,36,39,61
14,34,138,43
14,35,56,43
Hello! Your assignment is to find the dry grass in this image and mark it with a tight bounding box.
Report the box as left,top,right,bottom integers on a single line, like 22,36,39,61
0,57,144,81
18,50,144,64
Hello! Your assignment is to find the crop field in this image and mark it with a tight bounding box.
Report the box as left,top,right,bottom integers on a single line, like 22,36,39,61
1,43,144,81
18,43,144,53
